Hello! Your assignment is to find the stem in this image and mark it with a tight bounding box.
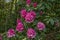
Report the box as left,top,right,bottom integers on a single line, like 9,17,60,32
1,32,7,36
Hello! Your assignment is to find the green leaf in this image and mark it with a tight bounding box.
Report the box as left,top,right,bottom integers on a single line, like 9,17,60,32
47,0,56,2
45,3,51,10
49,18,54,25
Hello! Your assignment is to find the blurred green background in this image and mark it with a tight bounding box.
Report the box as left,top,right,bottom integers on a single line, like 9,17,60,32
0,0,17,33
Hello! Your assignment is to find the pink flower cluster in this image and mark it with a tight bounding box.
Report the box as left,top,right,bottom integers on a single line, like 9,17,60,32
1,0,46,39
6,18,45,39
18,6,45,39
20,9,36,23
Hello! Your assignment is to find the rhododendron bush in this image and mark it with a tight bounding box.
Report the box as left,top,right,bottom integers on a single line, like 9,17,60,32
0,0,60,40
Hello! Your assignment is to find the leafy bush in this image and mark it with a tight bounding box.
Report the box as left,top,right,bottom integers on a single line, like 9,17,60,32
0,0,60,40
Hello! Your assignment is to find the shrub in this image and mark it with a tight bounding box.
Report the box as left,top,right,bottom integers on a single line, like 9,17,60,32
0,0,60,40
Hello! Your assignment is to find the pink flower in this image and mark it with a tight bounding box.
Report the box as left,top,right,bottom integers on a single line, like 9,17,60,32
25,11,36,23
27,28,36,38
33,2,37,8
16,21,24,32
0,35,2,40
17,18,21,24
7,29,15,38
20,9,27,18
30,10,36,18
37,22,45,30
26,0,31,5
25,13,34,23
